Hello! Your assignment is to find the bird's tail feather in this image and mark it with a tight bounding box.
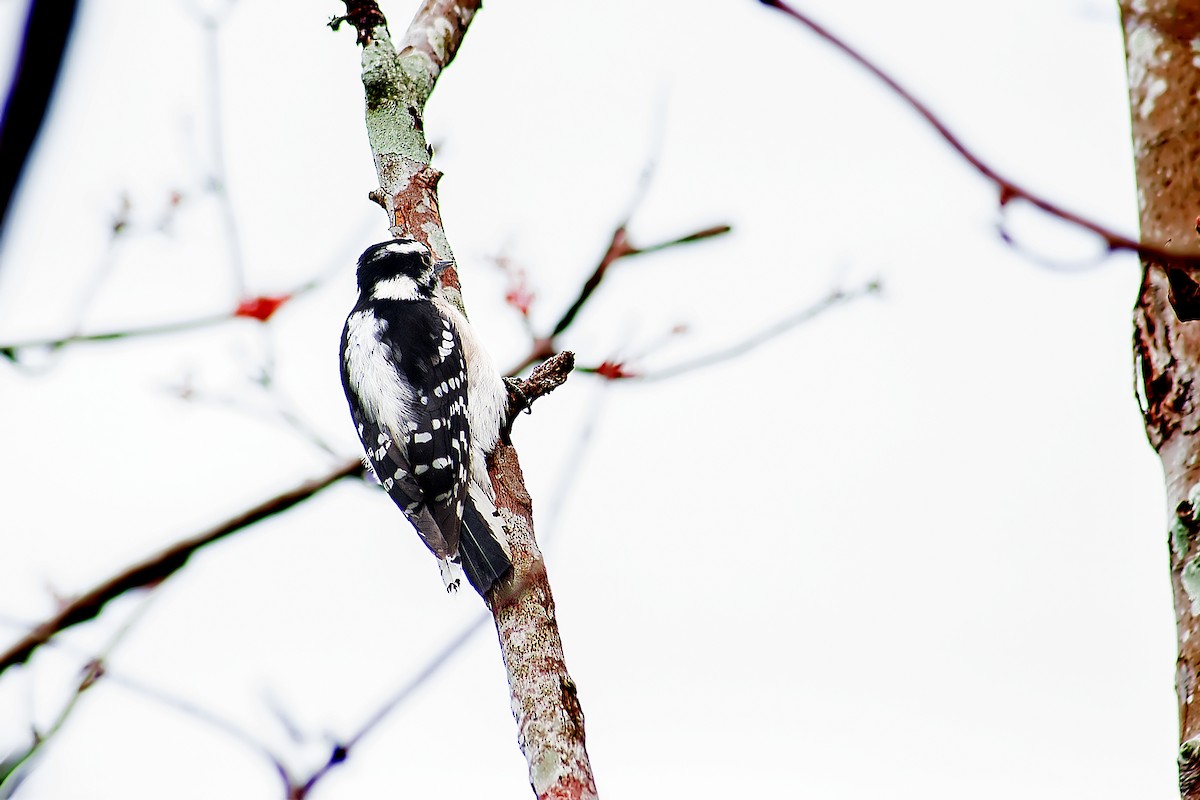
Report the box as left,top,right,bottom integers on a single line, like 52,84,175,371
458,484,512,597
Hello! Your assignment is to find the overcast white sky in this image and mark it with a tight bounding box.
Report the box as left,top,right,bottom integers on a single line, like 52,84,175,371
0,0,1179,798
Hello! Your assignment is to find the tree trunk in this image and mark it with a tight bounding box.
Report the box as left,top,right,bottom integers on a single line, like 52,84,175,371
1122,2,1200,796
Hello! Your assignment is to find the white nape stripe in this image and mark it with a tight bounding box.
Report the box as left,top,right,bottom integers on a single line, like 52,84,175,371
371,275,423,301
343,310,416,438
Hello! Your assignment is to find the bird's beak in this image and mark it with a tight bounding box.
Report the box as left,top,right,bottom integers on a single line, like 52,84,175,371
432,260,454,276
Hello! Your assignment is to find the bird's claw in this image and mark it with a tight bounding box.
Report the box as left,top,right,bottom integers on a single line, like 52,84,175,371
504,376,533,416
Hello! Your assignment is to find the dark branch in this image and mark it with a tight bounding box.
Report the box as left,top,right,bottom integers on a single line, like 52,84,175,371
0,459,365,676
0,0,81,250
502,223,730,377
551,227,634,338
551,224,731,337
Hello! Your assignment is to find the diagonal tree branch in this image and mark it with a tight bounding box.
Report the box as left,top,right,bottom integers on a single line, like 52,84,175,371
551,224,731,338
335,2,598,797
295,610,492,797
0,312,233,359
292,369,599,798
0,459,364,676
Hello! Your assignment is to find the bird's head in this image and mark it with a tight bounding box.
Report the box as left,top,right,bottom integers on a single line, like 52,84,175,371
356,239,453,301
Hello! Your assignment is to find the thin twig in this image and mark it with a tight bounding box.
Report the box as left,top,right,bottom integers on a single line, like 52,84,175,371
0,621,293,793
0,592,157,796
551,224,731,338
613,98,668,229
0,255,343,358
997,223,1113,273
199,13,249,299
0,206,376,359
65,195,132,336
0,312,231,357
640,279,882,381
0,459,365,676
295,611,490,797
109,671,293,792
504,223,732,377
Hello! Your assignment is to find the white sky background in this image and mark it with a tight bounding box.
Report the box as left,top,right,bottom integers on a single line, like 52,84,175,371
0,0,1178,798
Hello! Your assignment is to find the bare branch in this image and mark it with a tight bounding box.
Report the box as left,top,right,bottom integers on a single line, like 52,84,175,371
551,224,731,338
0,624,295,793
295,611,491,797
760,0,1200,273
0,312,232,360
0,594,155,796
503,222,731,377
996,224,1112,273
398,0,481,84
547,224,635,336
0,180,381,361
487,462,596,800
0,459,365,676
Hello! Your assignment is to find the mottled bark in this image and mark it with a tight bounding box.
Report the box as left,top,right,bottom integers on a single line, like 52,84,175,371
340,3,597,798
489,446,596,800
1122,2,1200,796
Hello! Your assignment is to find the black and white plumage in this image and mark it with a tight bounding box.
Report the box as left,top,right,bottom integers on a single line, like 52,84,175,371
340,239,511,596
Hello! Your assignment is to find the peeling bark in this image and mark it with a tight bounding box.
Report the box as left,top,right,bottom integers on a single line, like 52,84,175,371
1122,2,1200,796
